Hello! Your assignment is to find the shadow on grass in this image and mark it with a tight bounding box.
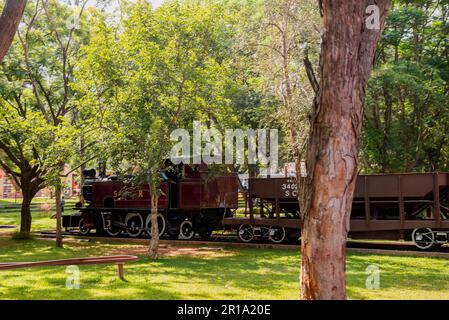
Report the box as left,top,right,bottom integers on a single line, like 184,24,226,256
0,238,300,299
1,237,449,300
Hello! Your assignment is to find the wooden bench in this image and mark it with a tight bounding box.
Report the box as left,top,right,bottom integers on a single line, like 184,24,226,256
0,255,138,280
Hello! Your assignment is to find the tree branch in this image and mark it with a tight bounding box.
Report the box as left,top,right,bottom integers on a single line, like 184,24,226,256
61,155,97,177
0,158,22,188
17,0,51,123
304,54,319,95
0,140,22,167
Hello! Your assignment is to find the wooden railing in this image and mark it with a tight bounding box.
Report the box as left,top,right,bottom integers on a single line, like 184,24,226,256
0,255,138,280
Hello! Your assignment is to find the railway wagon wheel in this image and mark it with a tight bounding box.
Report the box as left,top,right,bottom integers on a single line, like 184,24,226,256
78,218,91,235
125,213,144,238
145,213,166,238
179,220,195,240
238,224,254,243
105,215,123,237
412,228,435,250
269,226,286,244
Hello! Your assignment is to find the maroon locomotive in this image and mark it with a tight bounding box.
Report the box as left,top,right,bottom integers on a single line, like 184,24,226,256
63,162,240,239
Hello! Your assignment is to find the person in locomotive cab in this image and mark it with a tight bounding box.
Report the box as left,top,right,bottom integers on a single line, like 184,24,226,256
161,170,177,184
161,159,178,184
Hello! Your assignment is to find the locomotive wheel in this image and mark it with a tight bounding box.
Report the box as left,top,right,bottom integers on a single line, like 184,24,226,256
125,213,144,238
78,218,91,235
412,228,435,250
145,213,166,238
179,221,195,240
238,224,254,243
269,226,286,244
105,215,123,237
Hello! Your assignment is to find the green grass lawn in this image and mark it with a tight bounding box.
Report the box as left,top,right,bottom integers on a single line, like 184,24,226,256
0,198,77,232
1,198,449,300
0,236,449,300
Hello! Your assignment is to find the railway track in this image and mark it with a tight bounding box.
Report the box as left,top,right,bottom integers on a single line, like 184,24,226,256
32,230,449,257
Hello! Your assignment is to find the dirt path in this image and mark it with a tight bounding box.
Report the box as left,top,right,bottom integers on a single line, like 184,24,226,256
111,244,233,258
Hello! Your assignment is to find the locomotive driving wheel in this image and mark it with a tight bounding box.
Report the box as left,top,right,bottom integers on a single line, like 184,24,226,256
180,220,195,240
269,226,286,244
105,214,122,237
78,218,91,235
412,228,435,250
125,213,144,238
146,213,166,238
238,224,254,243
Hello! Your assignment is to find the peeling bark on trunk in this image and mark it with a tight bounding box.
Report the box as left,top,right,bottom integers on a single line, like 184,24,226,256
148,194,160,259
0,0,27,63
300,0,391,300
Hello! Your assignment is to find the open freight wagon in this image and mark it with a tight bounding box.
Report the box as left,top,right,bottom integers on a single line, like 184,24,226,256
224,172,449,249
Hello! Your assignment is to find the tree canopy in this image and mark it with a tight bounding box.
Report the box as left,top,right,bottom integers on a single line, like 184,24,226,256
361,0,449,173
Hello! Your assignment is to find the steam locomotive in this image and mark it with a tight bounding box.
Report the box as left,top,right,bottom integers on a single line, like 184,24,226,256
63,162,240,240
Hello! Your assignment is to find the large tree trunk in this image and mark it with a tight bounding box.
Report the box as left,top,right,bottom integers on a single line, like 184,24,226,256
148,194,160,259
18,170,43,237
300,0,391,300
0,0,27,63
20,192,33,236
